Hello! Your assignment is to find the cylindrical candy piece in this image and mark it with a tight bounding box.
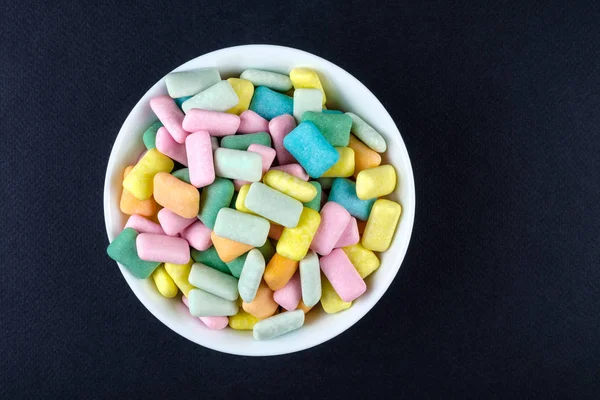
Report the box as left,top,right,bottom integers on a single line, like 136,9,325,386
197,177,234,229
238,249,266,303
321,274,352,314
321,147,355,178
164,259,195,296
120,166,158,216
229,309,260,330
181,80,239,113
182,109,241,136
270,163,309,181
299,251,321,307
182,296,229,330
155,126,188,165
293,89,323,122
240,69,293,92
152,265,178,298
273,272,302,311
157,208,196,236
276,207,321,261
136,233,190,264
186,131,215,188
244,182,303,228
253,309,305,340
242,280,279,319
268,114,297,165
348,134,381,178
125,214,165,235
263,170,317,202
107,228,160,279
123,149,174,201
237,110,270,133
226,78,254,115
346,112,387,153
362,199,402,252
334,217,360,248
150,95,190,144
188,263,239,301
165,68,221,98
188,288,239,317
320,249,366,302
290,67,326,104
356,165,397,200
310,202,351,256
180,220,212,251
220,132,271,150
213,148,262,182
153,172,200,218
210,232,254,263
213,208,269,247
342,243,380,279
263,253,299,291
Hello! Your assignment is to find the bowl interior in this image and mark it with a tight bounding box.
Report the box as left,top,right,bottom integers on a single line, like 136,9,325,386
104,45,415,356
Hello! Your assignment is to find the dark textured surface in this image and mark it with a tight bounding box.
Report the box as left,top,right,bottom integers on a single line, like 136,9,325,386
2,1,599,398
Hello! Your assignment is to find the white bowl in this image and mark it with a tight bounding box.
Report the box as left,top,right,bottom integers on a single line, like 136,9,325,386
104,44,415,356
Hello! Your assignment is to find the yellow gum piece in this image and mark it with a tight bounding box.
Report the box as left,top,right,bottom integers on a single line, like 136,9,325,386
276,207,321,261
263,170,317,202
164,259,195,297
151,264,178,298
229,309,261,330
123,148,174,200
362,199,402,252
321,275,352,314
342,243,380,279
356,165,397,200
290,68,326,105
226,78,254,115
235,184,257,215
321,147,355,178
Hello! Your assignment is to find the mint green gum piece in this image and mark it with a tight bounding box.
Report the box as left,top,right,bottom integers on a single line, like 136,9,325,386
302,111,352,147
220,132,272,150
191,247,231,275
198,178,235,229
226,239,275,278
303,181,322,211
142,121,163,149
172,168,191,184
106,228,160,279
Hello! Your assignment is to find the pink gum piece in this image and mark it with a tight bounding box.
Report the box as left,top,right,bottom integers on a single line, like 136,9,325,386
268,114,297,165
150,96,189,144
136,233,190,264
273,272,302,311
233,144,276,187
125,214,165,235
320,248,366,302
186,131,215,188
310,202,351,256
180,220,212,251
270,164,309,181
155,127,188,165
237,110,270,134
334,217,360,248
157,208,197,236
182,109,240,137
182,297,228,330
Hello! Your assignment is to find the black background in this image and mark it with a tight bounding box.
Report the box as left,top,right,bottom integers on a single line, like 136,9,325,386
2,1,599,398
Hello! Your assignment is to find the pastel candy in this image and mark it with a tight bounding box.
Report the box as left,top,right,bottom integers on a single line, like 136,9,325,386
142,121,163,149
356,165,397,200
293,88,323,122
213,148,262,182
328,178,375,220
301,111,352,147
197,177,234,229
107,228,160,279
123,149,174,201
342,243,380,278
171,168,191,184
226,78,254,115
263,253,299,291
283,121,339,178
235,184,256,215
233,144,276,187
244,182,303,228
182,109,240,136
238,249,266,302
253,309,304,340
310,201,351,256
249,86,293,120
362,199,402,252
290,68,326,104
303,181,322,212
182,296,229,330
186,131,215,188
136,233,190,264
125,214,165,235
320,249,366,302
335,217,360,248
155,127,188,165
174,95,193,109
188,263,239,301
299,251,321,307
237,110,270,133
229,309,260,330
188,288,239,317
268,114,296,165
263,170,317,202
180,220,212,251
273,272,301,311
164,259,195,296
276,207,321,261
240,69,292,92
270,163,309,181
151,265,178,298
157,208,196,236
348,134,381,178
213,208,269,247
153,172,199,218
346,112,387,153
191,247,230,275
220,132,271,150
242,281,278,319
321,274,352,314
150,95,190,144
321,147,355,178
182,80,239,113
120,166,158,216
210,231,254,263
226,239,275,278
165,68,221,98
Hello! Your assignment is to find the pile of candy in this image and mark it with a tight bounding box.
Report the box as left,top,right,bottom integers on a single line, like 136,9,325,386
107,67,402,340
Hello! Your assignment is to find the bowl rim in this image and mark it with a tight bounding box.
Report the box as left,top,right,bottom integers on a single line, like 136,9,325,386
104,44,416,356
